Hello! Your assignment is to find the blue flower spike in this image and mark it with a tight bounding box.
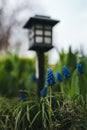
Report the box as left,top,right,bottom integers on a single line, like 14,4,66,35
31,74,37,82
56,71,62,83
20,89,26,101
62,66,71,79
41,86,47,97
46,68,55,109
77,63,83,74
46,68,55,86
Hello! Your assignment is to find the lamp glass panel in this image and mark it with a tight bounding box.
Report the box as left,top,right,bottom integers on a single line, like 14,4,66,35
44,31,51,36
35,24,43,29
35,30,43,35
44,25,51,30
35,36,43,43
44,37,51,44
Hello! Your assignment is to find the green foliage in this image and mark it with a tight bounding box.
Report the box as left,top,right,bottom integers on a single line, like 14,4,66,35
0,53,36,97
0,47,87,129
0,97,54,130
69,69,79,99
66,46,77,72
52,47,87,101
0,95,87,130
53,98,87,130
0,97,16,130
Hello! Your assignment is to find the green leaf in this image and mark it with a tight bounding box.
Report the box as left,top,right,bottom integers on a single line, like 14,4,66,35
29,111,41,128
69,69,79,99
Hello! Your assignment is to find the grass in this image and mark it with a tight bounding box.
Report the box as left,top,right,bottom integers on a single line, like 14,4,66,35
0,93,87,130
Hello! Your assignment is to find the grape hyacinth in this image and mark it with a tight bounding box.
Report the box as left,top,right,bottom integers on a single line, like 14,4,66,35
46,68,55,109
20,89,25,101
41,86,47,97
46,68,55,86
77,63,83,74
31,74,37,82
56,71,62,83
56,71,64,96
62,66,71,79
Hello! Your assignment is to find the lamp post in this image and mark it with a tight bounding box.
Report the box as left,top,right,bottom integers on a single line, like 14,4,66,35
23,15,59,97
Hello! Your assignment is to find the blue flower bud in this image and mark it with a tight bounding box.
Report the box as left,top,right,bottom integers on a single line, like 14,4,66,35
31,74,37,82
46,68,55,86
77,63,83,74
56,71,62,83
20,89,25,101
41,86,47,97
62,66,71,79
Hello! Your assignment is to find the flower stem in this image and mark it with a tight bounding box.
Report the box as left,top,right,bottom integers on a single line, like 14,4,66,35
60,83,64,97
50,86,52,109
49,86,53,130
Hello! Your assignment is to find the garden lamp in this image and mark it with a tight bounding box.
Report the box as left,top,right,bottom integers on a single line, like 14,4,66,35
23,15,59,97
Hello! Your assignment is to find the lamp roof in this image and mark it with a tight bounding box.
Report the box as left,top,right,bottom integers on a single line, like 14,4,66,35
23,15,60,29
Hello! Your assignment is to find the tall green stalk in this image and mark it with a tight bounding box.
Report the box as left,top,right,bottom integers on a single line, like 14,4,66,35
60,82,64,97
50,86,52,109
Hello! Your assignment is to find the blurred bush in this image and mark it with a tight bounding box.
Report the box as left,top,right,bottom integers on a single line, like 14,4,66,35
0,53,36,97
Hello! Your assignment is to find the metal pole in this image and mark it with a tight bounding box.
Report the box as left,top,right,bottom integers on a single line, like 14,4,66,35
37,51,44,97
